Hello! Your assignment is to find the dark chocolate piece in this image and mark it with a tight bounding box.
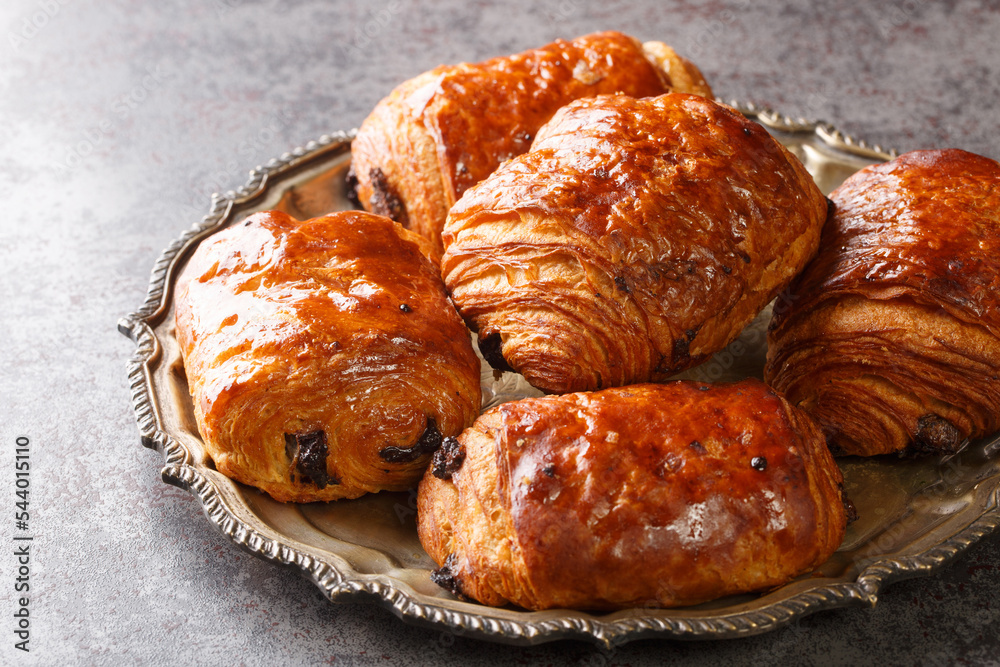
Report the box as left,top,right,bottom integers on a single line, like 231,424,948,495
430,436,466,480
368,167,408,226
430,553,472,601
825,435,848,458
284,430,333,489
913,414,964,454
843,494,859,525
477,332,515,373
672,336,690,360
379,418,443,463
345,164,362,209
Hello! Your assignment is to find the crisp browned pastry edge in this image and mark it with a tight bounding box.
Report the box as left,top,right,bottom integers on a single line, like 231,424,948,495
418,380,847,610
175,210,482,502
348,31,712,256
766,149,1000,456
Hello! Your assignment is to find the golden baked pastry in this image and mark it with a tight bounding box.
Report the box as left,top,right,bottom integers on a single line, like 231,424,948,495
766,149,1000,457
174,210,482,502
417,379,848,610
348,30,712,256
442,93,828,394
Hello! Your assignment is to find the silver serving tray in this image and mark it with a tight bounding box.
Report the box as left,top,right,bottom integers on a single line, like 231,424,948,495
118,102,1000,648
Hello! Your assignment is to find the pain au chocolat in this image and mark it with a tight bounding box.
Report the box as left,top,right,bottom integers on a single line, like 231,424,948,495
417,379,848,610
442,93,828,395
348,30,712,256
766,149,1000,457
174,210,481,502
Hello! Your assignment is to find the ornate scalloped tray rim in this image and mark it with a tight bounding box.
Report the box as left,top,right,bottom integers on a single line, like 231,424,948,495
118,102,1000,648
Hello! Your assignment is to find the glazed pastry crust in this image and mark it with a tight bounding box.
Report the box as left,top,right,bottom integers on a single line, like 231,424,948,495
349,31,711,256
174,210,481,502
442,93,828,394
766,149,1000,456
417,379,847,610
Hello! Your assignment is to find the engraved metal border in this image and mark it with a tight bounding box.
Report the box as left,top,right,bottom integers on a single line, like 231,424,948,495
118,110,999,648
722,99,899,161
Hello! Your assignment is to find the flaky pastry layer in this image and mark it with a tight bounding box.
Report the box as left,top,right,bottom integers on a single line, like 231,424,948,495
175,210,481,501
417,379,847,610
766,149,1000,456
442,93,827,394
349,31,711,255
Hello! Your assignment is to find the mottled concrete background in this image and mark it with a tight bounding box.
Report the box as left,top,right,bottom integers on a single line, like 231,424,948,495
2,0,999,665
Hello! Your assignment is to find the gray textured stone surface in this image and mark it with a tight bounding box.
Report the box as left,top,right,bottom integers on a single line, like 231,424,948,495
2,0,999,664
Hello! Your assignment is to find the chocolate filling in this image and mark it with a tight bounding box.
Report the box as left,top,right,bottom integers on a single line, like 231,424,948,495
913,414,964,454
431,436,466,480
345,164,362,209
284,430,335,489
825,435,848,458
368,167,408,226
672,336,690,363
430,553,471,601
843,494,859,525
379,418,443,463
477,332,514,374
